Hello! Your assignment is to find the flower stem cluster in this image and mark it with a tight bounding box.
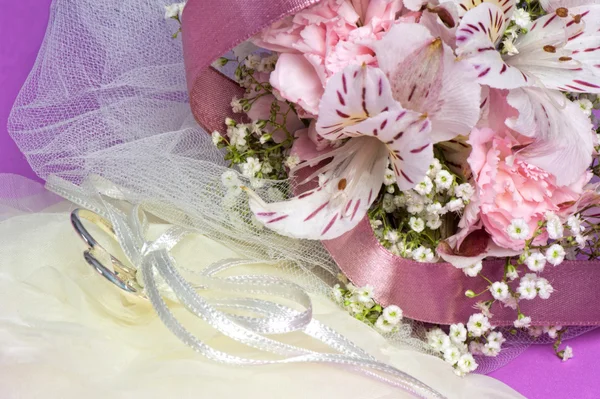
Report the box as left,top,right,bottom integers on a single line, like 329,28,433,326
369,157,473,263
213,54,305,186
331,281,403,334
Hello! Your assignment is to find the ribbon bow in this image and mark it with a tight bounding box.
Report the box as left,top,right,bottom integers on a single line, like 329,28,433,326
52,175,444,399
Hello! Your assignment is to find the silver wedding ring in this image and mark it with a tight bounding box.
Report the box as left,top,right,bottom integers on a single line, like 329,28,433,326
71,208,145,297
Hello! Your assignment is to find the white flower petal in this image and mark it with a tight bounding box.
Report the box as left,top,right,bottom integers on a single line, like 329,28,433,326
247,137,388,240
375,23,481,143
506,87,594,186
457,3,531,89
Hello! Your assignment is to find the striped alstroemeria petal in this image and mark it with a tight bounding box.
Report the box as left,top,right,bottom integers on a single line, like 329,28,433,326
506,87,594,186
316,64,400,140
504,10,600,93
454,0,516,23
247,137,389,240
375,23,481,143
456,3,532,89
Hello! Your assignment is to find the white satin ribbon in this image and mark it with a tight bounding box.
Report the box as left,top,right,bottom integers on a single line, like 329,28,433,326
48,175,445,399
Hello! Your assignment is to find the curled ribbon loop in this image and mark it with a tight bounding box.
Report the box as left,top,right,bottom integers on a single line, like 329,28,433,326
56,175,445,399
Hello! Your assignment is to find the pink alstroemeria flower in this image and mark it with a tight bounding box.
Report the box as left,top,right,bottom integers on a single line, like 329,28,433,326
455,2,600,185
246,64,433,240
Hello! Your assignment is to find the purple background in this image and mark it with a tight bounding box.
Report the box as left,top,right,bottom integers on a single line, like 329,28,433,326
1,1,599,397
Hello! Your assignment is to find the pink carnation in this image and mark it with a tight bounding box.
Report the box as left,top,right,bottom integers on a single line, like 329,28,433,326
468,127,591,251
252,0,402,114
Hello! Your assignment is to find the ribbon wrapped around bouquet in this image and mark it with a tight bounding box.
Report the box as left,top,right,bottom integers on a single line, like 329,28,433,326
181,0,600,327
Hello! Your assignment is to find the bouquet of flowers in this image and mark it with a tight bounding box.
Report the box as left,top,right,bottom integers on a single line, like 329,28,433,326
6,0,600,394
192,0,600,374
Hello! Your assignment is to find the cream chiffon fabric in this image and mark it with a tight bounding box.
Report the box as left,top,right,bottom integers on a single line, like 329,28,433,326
0,207,523,399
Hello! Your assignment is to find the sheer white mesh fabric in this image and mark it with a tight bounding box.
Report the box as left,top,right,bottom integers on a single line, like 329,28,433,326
7,0,592,374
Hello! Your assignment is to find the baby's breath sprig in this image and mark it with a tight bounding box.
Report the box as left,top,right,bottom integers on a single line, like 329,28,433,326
331,282,403,334
164,3,185,38
213,54,309,186
369,157,472,262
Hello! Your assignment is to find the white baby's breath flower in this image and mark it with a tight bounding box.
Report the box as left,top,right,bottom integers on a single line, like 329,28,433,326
412,246,435,263
382,305,403,324
406,193,425,214
230,96,243,113
435,170,454,191
284,154,300,169
250,121,263,136
415,176,434,195
463,261,482,277
576,98,594,116
467,313,491,337
164,2,185,19
355,285,374,303
567,214,584,235
427,159,442,178
455,183,474,201
521,273,538,285
212,130,223,146
487,331,506,347
545,212,563,238
490,281,510,301
446,198,465,213
502,38,519,56
517,280,537,300
536,277,554,300
525,252,546,272
375,315,395,333
427,328,452,351
514,315,532,329
370,219,383,230
506,264,519,281
482,343,501,357
244,54,261,70
393,193,406,208
512,8,531,28
384,229,400,243
449,323,467,344
546,244,566,266
444,346,462,365
426,202,443,215
409,217,425,233
507,219,530,240
562,346,574,362
544,325,562,339
383,169,396,185
241,157,262,178
386,185,395,194
576,234,588,249
457,353,478,374
383,193,396,213
426,214,442,230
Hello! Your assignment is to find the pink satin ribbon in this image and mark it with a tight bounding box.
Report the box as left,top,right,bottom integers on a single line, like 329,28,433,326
182,0,600,327
324,218,600,326
182,0,320,133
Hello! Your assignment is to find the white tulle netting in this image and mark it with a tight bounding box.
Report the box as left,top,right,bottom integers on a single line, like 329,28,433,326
6,0,593,375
